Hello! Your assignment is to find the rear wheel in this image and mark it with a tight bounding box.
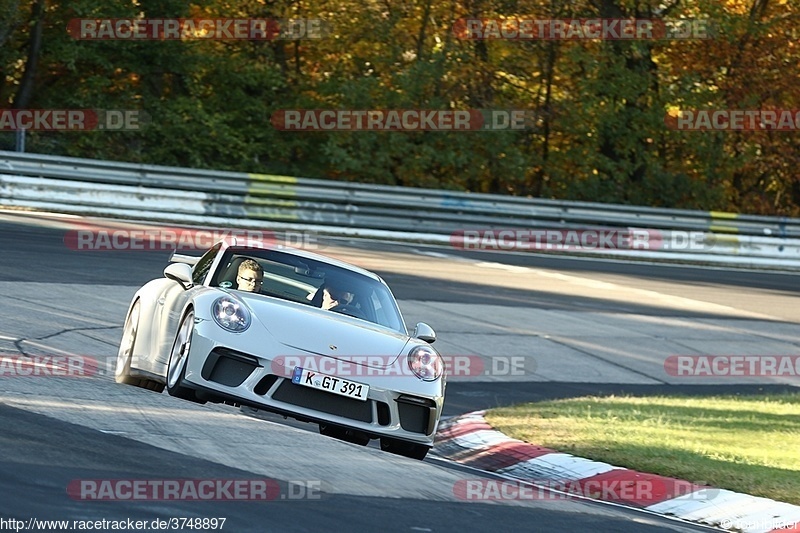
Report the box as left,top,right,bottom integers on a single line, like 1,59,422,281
166,309,206,404
115,300,164,393
319,423,370,446
380,437,430,460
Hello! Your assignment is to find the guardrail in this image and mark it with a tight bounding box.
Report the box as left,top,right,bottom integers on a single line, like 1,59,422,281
2,150,800,269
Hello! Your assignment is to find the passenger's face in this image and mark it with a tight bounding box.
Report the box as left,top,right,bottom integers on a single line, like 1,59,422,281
322,288,353,310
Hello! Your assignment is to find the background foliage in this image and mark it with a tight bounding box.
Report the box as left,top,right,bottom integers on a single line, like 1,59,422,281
1,0,798,215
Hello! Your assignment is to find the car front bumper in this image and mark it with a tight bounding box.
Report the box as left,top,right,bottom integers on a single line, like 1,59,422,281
181,320,445,446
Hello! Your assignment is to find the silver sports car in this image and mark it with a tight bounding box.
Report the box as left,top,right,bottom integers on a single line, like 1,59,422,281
116,238,445,459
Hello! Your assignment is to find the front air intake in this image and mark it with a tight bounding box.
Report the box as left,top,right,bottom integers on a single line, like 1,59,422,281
396,395,436,435
201,348,259,387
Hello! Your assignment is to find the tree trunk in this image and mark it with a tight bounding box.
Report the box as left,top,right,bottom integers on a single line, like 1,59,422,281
12,0,45,109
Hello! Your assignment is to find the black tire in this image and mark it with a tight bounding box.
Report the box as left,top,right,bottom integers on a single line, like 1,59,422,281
166,309,206,404
380,437,430,460
319,423,370,446
115,299,165,393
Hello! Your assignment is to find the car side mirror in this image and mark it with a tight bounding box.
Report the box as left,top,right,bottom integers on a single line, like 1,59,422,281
413,322,436,344
164,263,193,290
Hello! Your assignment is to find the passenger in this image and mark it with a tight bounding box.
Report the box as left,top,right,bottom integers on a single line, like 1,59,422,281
320,283,354,311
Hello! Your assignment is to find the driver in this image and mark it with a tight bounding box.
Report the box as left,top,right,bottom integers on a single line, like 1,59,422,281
236,259,263,292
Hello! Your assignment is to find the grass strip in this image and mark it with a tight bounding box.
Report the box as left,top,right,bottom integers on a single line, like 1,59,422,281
485,393,800,505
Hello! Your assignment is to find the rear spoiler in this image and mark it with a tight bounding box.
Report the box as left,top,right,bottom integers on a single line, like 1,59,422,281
168,250,200,266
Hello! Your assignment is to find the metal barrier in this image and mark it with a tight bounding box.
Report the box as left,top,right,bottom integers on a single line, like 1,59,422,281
2,150,800,269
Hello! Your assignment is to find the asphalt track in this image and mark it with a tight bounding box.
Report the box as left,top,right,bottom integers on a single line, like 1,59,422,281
0,210,797,532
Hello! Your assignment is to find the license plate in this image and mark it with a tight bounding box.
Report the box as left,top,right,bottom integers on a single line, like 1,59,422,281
291,367,369,401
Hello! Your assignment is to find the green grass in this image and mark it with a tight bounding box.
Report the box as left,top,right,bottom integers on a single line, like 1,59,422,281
485,393,800,505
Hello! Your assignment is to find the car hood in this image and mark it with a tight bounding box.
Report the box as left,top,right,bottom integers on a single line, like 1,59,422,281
239,294,410,368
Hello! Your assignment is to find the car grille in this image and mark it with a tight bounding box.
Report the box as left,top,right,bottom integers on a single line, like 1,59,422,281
271,380,373,422
376,401,391,426
254,374,280,395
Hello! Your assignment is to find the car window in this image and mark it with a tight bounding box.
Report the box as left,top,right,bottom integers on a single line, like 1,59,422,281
213,247,405,333
259,258,321,301
192,243,221,285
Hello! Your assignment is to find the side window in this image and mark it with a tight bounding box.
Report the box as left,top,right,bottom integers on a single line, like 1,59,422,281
192,244,221,285
369,290,387,326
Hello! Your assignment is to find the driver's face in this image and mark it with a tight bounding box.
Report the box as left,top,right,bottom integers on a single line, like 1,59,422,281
237,268,263,292
322,287,353,310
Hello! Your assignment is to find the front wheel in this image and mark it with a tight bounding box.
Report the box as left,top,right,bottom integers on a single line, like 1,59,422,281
166,309,206,404
380,437,430,460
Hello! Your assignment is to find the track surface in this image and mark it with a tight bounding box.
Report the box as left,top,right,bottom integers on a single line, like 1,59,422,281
1,211,797,532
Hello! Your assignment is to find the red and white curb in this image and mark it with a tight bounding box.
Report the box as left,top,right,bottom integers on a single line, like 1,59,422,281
434,411,800,533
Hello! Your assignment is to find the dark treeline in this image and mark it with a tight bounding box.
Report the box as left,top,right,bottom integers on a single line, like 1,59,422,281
1,0,798,215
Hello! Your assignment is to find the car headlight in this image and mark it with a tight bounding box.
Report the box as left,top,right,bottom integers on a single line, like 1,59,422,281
212,296,251,332
407,346,444,381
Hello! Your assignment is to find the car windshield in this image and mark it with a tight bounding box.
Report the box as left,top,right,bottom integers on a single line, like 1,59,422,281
210,247,406,334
